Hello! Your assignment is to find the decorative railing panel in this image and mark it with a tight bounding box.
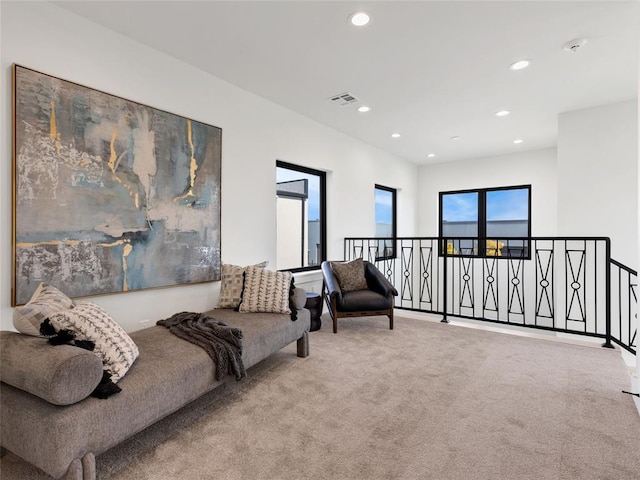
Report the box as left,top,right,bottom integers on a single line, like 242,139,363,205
610,259,637,354
344,236,636,354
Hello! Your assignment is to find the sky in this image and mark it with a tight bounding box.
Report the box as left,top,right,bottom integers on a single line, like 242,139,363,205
277,167,394,225
443,189,528,222
375,188,393,224
276,166,321,220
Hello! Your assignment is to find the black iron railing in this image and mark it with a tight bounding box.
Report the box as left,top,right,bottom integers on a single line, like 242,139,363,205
610,259,637,354
344,236,637,354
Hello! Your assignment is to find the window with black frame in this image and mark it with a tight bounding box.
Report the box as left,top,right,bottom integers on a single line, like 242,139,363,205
439,185,531,258
276,161,326,271
374,185,397,260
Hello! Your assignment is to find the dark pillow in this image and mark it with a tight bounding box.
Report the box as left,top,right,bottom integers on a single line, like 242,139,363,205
330,258,368,291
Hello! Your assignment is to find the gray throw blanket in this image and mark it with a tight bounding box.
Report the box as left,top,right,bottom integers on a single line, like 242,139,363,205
157,312,246,381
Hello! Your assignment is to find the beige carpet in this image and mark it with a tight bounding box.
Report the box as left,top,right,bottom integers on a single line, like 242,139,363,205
2,315,639,480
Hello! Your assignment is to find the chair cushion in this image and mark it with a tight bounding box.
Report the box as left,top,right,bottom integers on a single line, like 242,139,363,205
336,289,393,312
330,258,368,291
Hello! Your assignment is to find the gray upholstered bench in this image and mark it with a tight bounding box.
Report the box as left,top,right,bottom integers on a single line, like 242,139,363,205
0,307,310,480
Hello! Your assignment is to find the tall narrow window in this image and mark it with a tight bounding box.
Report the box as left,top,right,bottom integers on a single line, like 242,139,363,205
440,185,531,258
276,161,326,271
374,185,397,259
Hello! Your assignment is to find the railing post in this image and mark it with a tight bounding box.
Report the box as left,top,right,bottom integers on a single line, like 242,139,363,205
603,238,614,348
441,237,449,323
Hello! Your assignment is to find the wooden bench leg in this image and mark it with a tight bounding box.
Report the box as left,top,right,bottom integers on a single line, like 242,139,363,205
297,331,309,358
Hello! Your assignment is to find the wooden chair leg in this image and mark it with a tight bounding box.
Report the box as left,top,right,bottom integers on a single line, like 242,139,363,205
389,308,394,330
330,295,339,333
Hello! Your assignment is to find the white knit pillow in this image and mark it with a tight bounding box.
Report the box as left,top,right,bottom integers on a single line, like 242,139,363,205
13,283,74,336
48,302,139,383
239,267,292,314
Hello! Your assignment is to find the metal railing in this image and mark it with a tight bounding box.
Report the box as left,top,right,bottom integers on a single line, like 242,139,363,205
344,236,637,354
610,259,637,354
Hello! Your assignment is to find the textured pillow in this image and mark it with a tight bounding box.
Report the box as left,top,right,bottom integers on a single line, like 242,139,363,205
217,261,268,309
239,266,293,314
0,331,103,405
290,287,308,310
330,258,368,292
48,302,139,383
13,283,74,336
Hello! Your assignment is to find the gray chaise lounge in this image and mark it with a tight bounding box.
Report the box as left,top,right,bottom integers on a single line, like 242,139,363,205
0,307,310,480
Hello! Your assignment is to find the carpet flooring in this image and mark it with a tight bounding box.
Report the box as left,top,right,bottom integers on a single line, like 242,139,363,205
1,315,638,479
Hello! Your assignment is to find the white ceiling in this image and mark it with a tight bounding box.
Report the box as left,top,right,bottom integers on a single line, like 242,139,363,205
55,1,639,165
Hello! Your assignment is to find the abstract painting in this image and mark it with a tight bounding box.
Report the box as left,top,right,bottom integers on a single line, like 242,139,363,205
12,65,221,305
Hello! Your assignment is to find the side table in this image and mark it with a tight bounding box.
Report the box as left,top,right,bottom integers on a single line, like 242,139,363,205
305,292,322,331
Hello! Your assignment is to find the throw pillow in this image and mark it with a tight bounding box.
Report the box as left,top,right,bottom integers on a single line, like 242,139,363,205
0,331,103,406
217,261,268,309
330,258,368,292
13,283,74,336
48,302,139,383
239,266,292,314
290,287,308,310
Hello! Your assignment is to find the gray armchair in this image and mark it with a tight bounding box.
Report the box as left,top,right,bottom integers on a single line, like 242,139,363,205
321,260,398,333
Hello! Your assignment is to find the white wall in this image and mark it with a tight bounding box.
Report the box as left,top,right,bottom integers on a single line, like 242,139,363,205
417,148,558,237
0,2,418,331
558,100,638,268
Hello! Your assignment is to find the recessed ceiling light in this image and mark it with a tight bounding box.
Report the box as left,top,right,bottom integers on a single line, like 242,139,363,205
509,59,530,71
513,139,524,144
451,136,461,141
357,106,370,113
349,11,370,27
495,110,510,117
427,153,436,158
391,133,401,138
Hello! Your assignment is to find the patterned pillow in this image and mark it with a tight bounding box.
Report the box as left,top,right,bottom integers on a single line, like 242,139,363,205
217,261,268,309
13,283,74,336
48,302,139,383
330,258,368,292
239,266,293,314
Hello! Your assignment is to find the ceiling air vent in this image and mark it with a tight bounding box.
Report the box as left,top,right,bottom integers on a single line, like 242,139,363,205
329,92,359,106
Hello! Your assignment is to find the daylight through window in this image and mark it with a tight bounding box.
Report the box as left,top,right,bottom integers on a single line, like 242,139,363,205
276,161,326,271
439,185,531,258
374,185,397,260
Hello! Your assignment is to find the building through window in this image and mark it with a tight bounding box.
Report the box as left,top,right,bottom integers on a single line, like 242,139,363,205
276,161,326,271
439,185,531,258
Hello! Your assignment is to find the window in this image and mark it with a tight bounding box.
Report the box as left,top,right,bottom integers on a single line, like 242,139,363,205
276,161,326,271
374,185,397,259
439,185,531,258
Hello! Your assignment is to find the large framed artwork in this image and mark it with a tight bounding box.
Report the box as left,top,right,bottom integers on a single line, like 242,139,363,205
12,65,222,305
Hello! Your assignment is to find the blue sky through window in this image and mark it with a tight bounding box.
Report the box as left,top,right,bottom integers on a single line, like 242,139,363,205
486,189,529,221
375,188,393,223
442,192,478,222
276,166,320,220
443,189,529,222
